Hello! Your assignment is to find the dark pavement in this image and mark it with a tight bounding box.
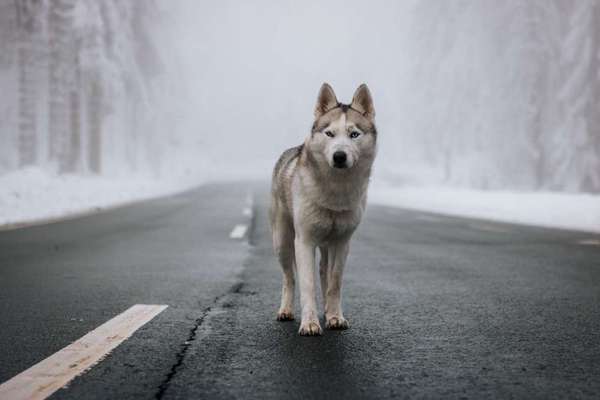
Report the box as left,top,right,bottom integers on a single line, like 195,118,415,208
1,183,599,399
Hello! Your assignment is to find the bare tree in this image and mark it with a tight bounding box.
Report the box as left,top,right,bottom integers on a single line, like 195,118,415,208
523,1,563,190
48,0,76,172
79,0,110,174
15,0,45,167
87,79,103,173
66,39,82,172
553,0,600,192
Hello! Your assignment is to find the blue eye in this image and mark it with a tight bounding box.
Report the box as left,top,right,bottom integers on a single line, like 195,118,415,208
349,131,361,139
324,130,334,138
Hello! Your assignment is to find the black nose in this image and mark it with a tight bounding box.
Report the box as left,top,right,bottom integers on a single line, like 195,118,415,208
333,151,347,167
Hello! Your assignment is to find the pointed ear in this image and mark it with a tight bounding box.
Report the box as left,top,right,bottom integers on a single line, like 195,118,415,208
350,84,375,119
314,83,339,118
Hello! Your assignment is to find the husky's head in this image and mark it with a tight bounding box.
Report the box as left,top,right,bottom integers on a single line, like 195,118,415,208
308,83,377,171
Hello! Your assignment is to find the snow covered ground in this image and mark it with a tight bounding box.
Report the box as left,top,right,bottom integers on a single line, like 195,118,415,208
1,169,599,234
369,180,600,234
0,167,205,230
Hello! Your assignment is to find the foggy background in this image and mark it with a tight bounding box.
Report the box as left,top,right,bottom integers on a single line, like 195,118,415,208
1,0,599,192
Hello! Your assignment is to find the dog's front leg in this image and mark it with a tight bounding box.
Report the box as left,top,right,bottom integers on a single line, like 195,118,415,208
294,237,322,336
325,240,350,330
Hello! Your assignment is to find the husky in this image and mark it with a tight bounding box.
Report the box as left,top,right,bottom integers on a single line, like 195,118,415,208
270,83,377,336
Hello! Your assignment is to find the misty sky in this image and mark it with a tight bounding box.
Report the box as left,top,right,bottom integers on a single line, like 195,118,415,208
166,0,414,178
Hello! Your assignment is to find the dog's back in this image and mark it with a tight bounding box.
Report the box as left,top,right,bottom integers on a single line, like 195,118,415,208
270,144,303,226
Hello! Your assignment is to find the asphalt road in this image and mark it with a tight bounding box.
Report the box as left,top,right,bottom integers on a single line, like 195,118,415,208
1,182,599,399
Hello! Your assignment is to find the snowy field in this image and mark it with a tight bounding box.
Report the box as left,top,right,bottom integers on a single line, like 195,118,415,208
0,168,203,230
1,169,599,234
370,180,600,234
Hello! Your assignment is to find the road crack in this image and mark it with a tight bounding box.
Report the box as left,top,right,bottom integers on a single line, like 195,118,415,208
155,192,258,399
154,282,244,399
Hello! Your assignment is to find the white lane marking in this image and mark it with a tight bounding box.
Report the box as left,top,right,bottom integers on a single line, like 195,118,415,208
577,239,600,246
415,214,444,223
230,224,248,239
244,192,254,217
0,304,168,400
468,222,510,233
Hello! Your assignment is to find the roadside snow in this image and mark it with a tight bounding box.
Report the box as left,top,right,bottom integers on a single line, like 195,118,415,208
2,168,599,235
0,167,203,230
369,181,600,234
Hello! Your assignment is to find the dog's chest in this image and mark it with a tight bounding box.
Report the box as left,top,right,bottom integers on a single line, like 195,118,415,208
303,203,362,244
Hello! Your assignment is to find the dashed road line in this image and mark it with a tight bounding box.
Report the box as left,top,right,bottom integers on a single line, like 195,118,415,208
577,239,600,246
230,192,254,240
468,222,510,233
230,224,249,239
0,304,167,400
415,214,444,223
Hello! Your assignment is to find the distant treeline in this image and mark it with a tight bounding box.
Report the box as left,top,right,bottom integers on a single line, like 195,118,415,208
0,0,165,175
401,0,600,193
2,1,600,194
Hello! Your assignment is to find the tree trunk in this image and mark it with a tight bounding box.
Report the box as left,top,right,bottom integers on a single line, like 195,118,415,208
586,5,600,192
88,80,102,174
65,42,81,172
15,0,42,167
48,0,74,173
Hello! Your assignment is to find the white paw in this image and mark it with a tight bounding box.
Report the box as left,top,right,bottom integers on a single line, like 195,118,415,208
276,309,294,321
326,316,349,330
298,320,323,336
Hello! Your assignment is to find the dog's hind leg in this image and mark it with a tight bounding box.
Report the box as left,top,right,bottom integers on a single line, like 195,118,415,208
273,219,295,321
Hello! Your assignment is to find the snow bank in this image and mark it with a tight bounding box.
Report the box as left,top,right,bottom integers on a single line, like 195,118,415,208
369,181,600,234
0,167,204,230
2,168,599,235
